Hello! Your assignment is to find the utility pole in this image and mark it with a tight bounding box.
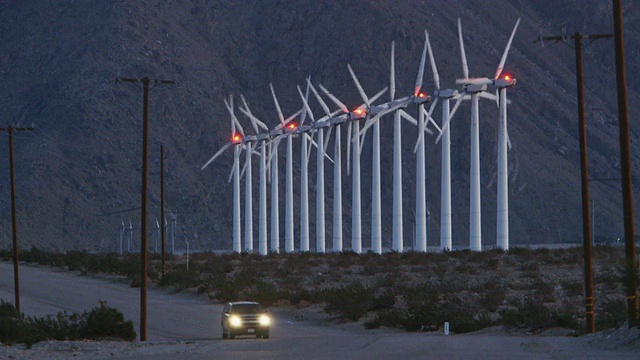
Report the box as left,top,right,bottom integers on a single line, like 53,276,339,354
0,126,34,314
160,145,166,278
536,31,612,334
612,0,638,328
117,77,174,341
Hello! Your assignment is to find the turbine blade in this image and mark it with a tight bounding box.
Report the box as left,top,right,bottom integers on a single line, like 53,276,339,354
319,83,349,113
227,161,236,183
458,18,469,79
201,143,231,170
224,97,236,134
270,83,286,126
240,95,269,131
426,30,440,90
324,125,333,151
390,41,396,101
284,109,302,127
308,79,333,117
414,30,428,96
299,81,310,125
297,84,316,123
348,64,370,106
425,97,441,133
495,18,521,79
369,87,388,105
399,109,418,126
305,133,314,164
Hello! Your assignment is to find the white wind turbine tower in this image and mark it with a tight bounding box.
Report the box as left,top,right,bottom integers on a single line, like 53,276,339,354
238,96,270,255
438,18,520,251
201,95,246,253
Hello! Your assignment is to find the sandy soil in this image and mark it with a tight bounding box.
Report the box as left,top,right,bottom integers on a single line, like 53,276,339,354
1,261,639,359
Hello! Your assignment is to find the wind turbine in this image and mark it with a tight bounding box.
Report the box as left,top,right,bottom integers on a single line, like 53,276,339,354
119,219,125,255
154,217,160,253
238,96,270,255
423,29,465,252
318,83,380,254
202,95,246,253
299,80,344,252
439,18,520,251
127,219,133,253
262,84,302,254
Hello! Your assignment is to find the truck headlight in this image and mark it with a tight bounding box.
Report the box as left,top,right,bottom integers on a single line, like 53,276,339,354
229,315,242,327
259,314,271,326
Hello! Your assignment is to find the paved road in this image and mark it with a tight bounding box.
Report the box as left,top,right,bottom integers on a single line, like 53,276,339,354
0,261,637,359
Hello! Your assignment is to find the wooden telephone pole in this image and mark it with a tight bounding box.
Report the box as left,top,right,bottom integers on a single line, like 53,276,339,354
535,32,612,333
0,126,34,314
117,77,173,341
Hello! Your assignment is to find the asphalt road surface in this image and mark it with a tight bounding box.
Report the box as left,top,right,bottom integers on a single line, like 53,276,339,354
0,261,638,359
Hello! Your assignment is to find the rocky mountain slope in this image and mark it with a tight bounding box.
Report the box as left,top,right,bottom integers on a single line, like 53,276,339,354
0,0,638,251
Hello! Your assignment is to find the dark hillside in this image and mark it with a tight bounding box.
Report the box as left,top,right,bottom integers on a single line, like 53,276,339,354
0,0,638,251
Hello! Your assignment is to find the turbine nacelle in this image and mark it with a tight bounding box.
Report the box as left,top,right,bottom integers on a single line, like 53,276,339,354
243,134,258,142
350,108,367,121
434,88,459,99
493,74,517,88
255,133,270,142
231,133,243,144
411,91,431,105
312,120,332,129
296,124,313,133
462,83,487,93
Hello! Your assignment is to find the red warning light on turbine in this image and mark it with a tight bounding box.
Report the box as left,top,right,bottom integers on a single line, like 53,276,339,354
288,122,297,130
231,133,242,143
354,108,365,116
418,92,427,98
504,74,512,81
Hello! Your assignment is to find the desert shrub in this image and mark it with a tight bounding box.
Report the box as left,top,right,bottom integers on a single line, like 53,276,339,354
243,281,288,307
480,287,507,312
560,280,584,297
80,301,136,341
322,284,375,321
364,308,406,329
0,300,135,346
596,297,627,331
158,269,202,290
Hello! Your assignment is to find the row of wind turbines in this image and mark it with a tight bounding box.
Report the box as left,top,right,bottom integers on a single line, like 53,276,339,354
203,18,521,254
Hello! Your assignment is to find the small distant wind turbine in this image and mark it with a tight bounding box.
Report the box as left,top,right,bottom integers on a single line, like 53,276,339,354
119,219,125,255
127,219,133,253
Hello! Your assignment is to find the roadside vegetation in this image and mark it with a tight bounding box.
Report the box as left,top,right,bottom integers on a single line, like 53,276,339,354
0,300,135,347
1,245,636,335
